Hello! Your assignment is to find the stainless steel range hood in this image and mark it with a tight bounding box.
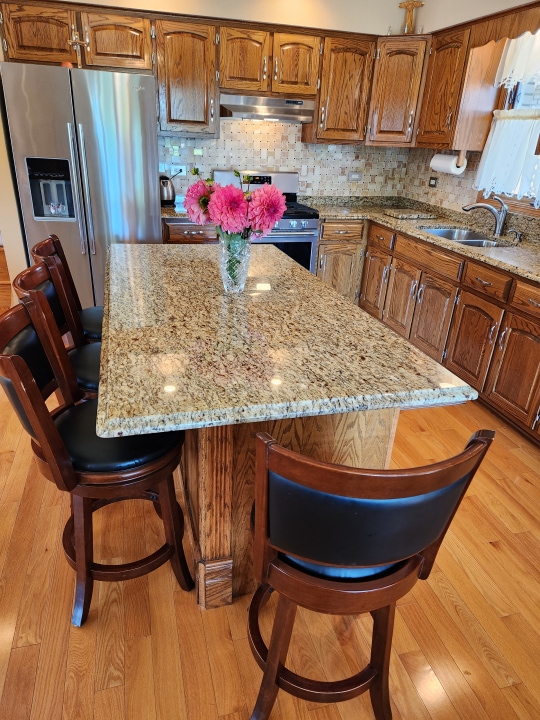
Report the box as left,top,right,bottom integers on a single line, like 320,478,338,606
219,94,315,123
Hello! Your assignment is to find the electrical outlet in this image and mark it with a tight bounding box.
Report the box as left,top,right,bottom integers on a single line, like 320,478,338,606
429,176,438,188
172,165,187,177
348,171,363,181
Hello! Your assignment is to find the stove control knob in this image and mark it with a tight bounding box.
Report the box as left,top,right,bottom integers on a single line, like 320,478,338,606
301,220,309,228
289,220,297,228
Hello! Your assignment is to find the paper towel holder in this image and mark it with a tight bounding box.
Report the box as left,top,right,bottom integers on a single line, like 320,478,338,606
456,150,467,168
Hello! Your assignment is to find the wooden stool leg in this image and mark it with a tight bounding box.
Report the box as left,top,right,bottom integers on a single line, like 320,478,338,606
251,594,297,720
71,495,94,627
369,604,395,720
158,476,194,592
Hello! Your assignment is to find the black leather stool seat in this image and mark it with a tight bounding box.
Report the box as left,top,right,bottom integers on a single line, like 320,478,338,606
79,306,103,340
54,399,183,473
67,342,101,393
281,554,404,581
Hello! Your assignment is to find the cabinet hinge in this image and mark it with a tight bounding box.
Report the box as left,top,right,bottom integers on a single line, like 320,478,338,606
151,51,156,65
0,10,3,24
364,125,367,135
375,48,380,60
216,70,220,83
454,290,460,306
442,348,448,360
150,25,156,39
216,32,220,45
429,47,432,55
533,407,540,429
317,78,320,90
2,38,7,54
320,42,324,54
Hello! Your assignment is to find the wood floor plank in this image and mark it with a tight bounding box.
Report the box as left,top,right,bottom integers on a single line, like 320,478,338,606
125,635,157,720
94,686,125,720
0,644,39,720
399,649,461,720
95,579,125,691
124,500,151,640
62,612,98,720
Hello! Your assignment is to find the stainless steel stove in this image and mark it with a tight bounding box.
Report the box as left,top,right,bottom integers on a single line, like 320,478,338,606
213,170,319,273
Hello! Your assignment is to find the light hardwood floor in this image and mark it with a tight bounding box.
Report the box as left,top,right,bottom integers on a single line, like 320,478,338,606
0,393,539,720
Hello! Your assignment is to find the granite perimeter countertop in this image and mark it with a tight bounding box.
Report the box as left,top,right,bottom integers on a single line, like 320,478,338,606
96,243,475,437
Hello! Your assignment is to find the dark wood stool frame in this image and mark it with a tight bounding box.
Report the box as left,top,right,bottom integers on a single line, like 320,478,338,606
0,303,193,626
249,430,494,720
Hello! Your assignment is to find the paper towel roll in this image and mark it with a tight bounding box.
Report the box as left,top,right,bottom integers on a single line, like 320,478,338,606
429,153,467,175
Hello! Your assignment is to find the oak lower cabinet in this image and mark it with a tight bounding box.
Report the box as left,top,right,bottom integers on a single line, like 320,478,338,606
483,313,540,433
382,258,421,337
301,35,375,143
1,4,153,69
366,36,428,146
156,20,218,135
444,290,504,391
317,242,363,302
409,274,458,362
359,247,391,318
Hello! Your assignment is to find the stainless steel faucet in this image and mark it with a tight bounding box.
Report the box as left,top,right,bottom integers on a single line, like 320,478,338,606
462,196,508,236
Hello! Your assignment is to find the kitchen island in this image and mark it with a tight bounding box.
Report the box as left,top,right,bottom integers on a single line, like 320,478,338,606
97,243,476,607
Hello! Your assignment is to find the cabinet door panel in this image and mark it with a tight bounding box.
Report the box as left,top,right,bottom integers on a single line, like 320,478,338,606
80,13,152,69
1,4,78,64
367,37,427,145
359,248,391,319
383,259,421,337
484,313,540,428
416,28,470,148
156,21,217,134
219,27,271,92
272,33,320,95
316,37,374,142
317,242,363,303
445,291,504,390
410,274,457,362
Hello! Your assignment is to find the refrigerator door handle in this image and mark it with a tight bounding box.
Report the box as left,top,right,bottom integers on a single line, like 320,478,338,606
67,122,88,255
76,123,96,255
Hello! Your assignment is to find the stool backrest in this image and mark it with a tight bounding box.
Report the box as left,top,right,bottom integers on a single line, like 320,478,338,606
254,430,494,581
32,235,83,312
0,303,78,492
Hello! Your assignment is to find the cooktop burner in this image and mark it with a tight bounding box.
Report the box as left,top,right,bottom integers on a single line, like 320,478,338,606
284,201,319,220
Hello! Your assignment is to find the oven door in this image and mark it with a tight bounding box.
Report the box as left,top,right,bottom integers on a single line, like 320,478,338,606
252,230,318,273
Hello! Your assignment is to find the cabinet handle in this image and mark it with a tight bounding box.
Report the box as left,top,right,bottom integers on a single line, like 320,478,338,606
417,284,425,303
475,276,493,287
375,234,386,242
274,57,279,81
533,407,540,430
410,281,418,299
262,56,267,80
498,326,508,351
210,97,214,122
488,324,497,344
335,230,350,234
407,109,415,133
382,266,389,283
319,255,324,269
528,297,540,308
320,105,326,128
446,109,454,128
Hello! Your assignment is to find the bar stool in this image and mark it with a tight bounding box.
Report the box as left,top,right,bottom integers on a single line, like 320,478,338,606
248,430,494,719
0,302,194,626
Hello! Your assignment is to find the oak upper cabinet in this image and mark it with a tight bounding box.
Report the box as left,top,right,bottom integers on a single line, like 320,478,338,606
271,33,321,95
302,36,375,143
444,290,504,391
484,312,540,432
79,12,152,70
409,273,458,362
218,29,320,95
156,20,218,135
366,36,428,146
1,3,78,64
218,27,271,92
416,28,470,148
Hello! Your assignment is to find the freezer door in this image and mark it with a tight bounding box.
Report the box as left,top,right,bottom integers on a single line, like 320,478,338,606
0,63,95,307
71,70,161,305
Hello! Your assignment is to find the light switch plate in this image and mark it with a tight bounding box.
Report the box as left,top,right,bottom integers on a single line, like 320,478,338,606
348,171,363,181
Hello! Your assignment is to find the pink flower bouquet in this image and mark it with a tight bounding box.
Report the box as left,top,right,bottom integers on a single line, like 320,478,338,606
184,170,287,291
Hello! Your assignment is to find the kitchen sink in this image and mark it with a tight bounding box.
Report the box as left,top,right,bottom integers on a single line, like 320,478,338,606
420,227,508,247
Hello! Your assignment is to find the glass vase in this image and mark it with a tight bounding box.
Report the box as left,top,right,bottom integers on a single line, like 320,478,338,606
217,230,251,293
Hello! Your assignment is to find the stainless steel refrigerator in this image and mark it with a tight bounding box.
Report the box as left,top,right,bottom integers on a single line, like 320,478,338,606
0,63,161,306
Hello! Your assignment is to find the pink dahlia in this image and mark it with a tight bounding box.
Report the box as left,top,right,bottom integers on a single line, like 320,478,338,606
247,184,286,237
184,179,214,225
208,184,248,234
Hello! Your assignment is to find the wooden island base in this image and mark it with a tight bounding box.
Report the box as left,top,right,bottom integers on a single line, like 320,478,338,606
180,408,400,609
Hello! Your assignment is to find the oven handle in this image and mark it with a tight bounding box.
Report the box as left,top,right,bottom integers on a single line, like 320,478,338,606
254,231,317,240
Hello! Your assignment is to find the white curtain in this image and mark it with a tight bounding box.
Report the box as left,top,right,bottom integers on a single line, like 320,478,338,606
495,30,540,89
474,109,540,208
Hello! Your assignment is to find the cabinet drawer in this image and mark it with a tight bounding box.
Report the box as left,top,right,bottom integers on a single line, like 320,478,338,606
394,235,463,281
512,279,540,319
321,221,364,242
463,261,512,301
368,223,395,251
163,221,218,243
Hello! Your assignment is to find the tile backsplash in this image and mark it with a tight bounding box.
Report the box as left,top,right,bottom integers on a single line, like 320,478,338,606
159,120,538,241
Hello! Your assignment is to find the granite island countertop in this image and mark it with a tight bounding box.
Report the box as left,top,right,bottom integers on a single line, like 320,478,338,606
96,243,476,437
